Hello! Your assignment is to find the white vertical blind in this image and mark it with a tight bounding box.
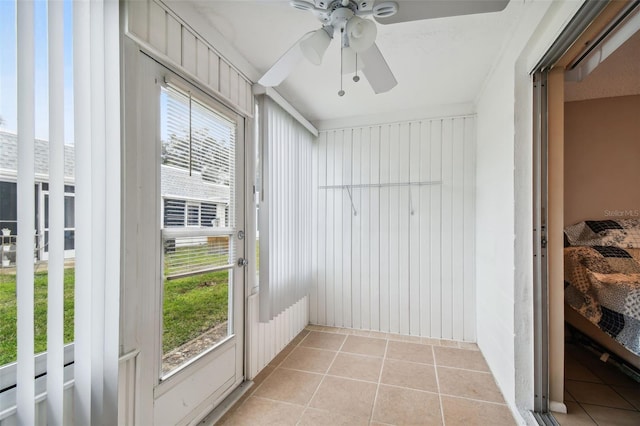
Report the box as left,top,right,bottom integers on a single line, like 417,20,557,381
47,0,66,423
73,0,92,422
90,0,107,421
258,96,313,322
16,0,36,424
9,0,120,423
73,0,121,424
103,2,121,422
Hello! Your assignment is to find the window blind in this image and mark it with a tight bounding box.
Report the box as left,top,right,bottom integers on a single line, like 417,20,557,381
160,85,237,279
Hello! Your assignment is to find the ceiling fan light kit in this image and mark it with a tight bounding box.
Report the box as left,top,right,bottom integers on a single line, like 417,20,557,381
300,26,334,65
346,16,377,52
259,0,510,96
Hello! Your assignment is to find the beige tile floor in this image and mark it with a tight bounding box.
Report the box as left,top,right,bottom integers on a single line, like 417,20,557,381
553,343,640,426
219,326,516,425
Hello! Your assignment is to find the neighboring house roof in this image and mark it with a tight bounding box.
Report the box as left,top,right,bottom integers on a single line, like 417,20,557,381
0,131,230,203
0,131,75,179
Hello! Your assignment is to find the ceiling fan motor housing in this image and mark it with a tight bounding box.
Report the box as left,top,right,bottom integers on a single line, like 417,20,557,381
312,0,359,24
331,7,355,30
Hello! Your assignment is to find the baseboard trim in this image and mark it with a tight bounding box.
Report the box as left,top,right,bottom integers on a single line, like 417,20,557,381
549,400,567,414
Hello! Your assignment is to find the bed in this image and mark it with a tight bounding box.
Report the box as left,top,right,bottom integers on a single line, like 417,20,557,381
564,219,640,371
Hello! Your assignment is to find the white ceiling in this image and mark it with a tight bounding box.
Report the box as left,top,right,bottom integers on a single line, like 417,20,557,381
185,1,525,122
565,28,640,102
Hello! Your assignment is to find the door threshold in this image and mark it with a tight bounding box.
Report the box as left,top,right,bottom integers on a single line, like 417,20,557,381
197,380,254,425
533,411,560,426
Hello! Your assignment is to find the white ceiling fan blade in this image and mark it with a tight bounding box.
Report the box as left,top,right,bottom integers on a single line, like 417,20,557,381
258,31,313,87
359,43,397,94
373,0,510,25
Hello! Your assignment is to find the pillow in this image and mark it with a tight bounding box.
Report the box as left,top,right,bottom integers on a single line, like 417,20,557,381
564,219,640,249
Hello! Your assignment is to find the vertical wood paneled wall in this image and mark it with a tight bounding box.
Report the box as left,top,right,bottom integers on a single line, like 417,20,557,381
311,116,477,341
126,0,253,117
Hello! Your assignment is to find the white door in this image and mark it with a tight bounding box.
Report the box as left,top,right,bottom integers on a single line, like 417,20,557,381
128,51,246,425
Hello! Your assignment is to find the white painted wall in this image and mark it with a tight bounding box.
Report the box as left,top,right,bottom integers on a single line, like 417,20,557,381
311,115,476,341
475,1,586,423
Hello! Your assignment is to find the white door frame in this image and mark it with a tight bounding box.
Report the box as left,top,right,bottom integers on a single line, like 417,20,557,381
530,1,611,421
121,38,247,425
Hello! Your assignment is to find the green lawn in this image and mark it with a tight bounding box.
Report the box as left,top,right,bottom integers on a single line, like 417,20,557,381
0,269,75,366
162,270,229,354
0,267,229,366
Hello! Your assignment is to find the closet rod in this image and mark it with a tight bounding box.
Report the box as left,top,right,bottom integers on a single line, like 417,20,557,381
318,181,442,190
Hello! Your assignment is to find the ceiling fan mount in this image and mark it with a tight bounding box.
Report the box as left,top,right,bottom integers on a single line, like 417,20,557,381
291,0,399,27
259,0,510,96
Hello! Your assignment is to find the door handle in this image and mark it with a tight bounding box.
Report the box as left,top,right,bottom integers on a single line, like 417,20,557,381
237,258,248,267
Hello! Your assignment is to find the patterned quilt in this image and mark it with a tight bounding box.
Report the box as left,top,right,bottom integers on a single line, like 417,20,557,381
565,219,640,249
564,245,640,357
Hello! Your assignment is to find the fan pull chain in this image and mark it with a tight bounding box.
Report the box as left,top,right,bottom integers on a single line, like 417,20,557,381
338,29,345,96
353,54,360,82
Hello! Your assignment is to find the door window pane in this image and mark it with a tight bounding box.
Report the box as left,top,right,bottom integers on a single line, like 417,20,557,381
160,85,236,377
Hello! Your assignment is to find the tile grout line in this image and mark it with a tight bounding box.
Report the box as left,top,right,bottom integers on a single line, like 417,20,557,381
436,364,493,374
368,338,389,425
242,343,294,402
567,378,638,412
564,350,640,424
221,329,311,423
432,344,446,426
339,348,390,359
306,326,481,351
609,384,640,412
573,400,639,412
244,330,310,409
278,367,381,386
575,400,601,426
237,329,517,425
437,392,511,407
294,333,348,426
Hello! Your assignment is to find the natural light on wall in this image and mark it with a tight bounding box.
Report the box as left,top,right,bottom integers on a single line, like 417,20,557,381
0,0,120,424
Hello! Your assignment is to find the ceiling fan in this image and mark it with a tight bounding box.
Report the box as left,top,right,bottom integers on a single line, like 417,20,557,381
258,0,510,96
